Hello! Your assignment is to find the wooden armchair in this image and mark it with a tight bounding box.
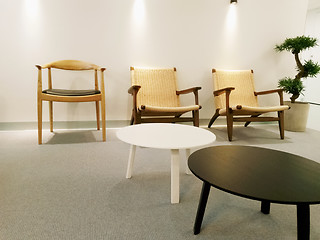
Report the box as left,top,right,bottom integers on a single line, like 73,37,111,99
129,67,201,126
36,60,106,144
208,69,289,141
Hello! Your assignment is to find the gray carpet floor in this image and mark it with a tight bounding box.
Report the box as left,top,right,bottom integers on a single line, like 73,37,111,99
0,124,320,240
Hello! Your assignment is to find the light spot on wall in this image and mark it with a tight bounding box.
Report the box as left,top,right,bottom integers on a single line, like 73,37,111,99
133,0,146,25
131,0,146,61
24,0,39,19
221,4,239,67
226,4,237,34
21,0,41,48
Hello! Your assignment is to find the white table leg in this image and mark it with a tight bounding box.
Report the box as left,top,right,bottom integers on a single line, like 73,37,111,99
185,148,192,175
171,149,180,204
126,145,136,179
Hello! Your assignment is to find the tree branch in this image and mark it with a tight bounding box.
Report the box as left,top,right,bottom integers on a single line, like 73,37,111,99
294,52,304,80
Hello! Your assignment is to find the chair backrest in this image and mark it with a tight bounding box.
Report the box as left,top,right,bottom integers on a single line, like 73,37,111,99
130,67,180,107
37,60,103,91
42,60,100,71
212,69,258,109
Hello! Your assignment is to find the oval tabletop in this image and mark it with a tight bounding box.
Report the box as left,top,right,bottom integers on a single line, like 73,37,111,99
188,145,320,205
116,123,216,149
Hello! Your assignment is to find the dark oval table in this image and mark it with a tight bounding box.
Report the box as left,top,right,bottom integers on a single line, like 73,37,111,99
188,145,320,240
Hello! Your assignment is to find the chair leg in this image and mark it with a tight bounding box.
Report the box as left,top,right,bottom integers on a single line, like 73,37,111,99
49,101,53,132
193,110,199,127
135,112,142,124
173,114,182,124
96,101,100,130
244,114,260,127
278,111,284,139
101,100,106,142
38,99,42,144
208,110,219,128
226,113,233,141
130,110,135,125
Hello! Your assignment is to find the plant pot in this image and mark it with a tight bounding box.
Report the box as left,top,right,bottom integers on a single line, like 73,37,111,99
284,101,310,132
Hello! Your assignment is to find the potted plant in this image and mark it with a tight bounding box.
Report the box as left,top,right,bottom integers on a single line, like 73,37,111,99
275,35,320,131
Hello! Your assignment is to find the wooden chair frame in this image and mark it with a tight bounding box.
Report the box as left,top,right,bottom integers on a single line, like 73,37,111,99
208,69,289,141
36,60,106,144
128,67,201,126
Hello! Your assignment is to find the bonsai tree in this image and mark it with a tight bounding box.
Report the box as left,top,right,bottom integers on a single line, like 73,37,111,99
275,35,320,103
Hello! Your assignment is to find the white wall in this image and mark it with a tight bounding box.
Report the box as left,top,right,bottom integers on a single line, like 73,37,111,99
303,7,320,104
304,6,320,131
0,0,309,123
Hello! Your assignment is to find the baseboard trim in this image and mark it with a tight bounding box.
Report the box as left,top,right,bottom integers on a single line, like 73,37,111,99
0,120,132,131
0,119,274,131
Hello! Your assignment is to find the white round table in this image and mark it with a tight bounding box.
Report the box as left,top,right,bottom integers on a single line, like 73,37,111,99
116,123,216,204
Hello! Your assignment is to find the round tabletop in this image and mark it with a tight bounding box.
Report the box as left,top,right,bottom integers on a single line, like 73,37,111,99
116,123,216,149
188,145,320,205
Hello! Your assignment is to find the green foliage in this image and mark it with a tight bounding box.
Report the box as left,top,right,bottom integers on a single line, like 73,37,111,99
278,77,304,96
302,60,320,78
275,35,320,102
275,35,318,54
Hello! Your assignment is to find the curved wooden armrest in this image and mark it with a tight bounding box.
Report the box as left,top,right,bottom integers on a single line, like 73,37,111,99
128,85,141,95
177,87,201,106
213,87,235,96
35,64,106,72
176,87,201,95
255,88,284,105
254,89,283,96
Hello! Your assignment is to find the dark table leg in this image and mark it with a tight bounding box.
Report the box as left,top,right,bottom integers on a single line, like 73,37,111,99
261,200,270,214
194,181,211,235
297,203,310,240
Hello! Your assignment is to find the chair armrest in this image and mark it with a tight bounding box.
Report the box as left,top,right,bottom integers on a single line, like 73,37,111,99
99,68,106,97
177,87,201,105
213,87,235,112
128,85,141,95
254,89,283,96
255,89,284,105
176,87,201,95
36,65,43,94
128,85,141,115
213,87,235,96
